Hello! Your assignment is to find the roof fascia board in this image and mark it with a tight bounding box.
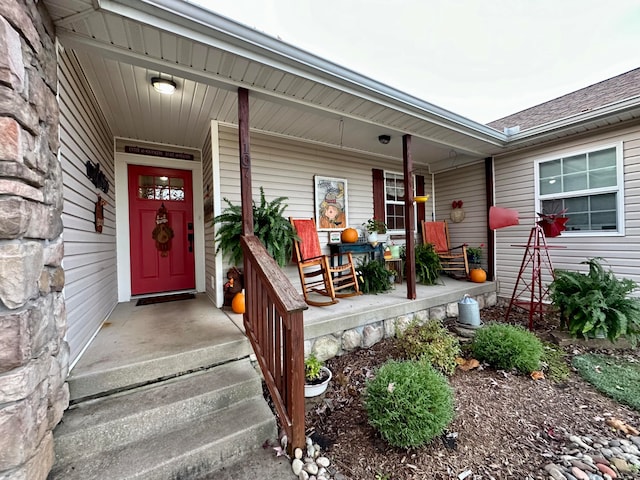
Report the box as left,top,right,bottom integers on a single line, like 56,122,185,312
502,96,640,149
95,0,507,147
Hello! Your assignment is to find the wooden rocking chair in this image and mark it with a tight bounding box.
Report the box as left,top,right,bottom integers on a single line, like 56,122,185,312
421,220,469,279
290,218,361,306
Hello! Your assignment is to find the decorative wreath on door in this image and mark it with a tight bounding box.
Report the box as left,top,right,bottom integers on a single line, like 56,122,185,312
152,203,174,256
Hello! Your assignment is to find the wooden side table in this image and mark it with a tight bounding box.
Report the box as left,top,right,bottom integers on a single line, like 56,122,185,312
327,242,383,267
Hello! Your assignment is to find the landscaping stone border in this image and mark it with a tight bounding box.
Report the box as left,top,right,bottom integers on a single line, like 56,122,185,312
306,292,497,361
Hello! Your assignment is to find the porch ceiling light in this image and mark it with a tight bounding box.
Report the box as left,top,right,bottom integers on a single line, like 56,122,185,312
151,77,177,95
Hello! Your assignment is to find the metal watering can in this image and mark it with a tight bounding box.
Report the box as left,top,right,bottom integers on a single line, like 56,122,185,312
458,294,480,327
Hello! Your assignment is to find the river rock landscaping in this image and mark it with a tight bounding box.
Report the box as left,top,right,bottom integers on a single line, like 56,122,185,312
295,304,640,480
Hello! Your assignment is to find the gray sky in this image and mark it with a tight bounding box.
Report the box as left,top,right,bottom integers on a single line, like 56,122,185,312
191,0,640,124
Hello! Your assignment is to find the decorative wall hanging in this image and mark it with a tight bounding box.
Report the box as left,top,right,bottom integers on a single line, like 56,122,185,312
151,203,174,256
315,176,348,231
94,195,107,233
85,161,109,193
450,200,465,223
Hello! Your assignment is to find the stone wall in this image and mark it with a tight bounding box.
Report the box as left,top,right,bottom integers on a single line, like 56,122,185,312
0,2,69,479
306,291,497,361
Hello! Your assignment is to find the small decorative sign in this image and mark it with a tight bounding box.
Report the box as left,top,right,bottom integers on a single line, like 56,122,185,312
124,145,194,160
328,231,342,244
85,161,109,193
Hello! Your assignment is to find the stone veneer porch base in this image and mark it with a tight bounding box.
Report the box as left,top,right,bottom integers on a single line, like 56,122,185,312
303,280,498,361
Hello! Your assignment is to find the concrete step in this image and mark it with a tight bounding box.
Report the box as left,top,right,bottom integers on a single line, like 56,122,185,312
52,359,262,462
48,396,276,480
68,337,252,401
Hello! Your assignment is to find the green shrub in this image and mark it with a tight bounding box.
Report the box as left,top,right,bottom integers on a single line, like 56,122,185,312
356,256,392,294
364,359,454,448
414,243,441,285
397,319,461,376
471,323,543,374
549,257,640,346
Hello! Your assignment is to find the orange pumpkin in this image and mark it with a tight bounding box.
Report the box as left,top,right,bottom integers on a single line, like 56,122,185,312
231,290,245,314
340,228,358,243
469,268,487,283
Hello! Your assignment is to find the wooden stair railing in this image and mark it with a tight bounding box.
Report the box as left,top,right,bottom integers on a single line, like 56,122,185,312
241,235,308,454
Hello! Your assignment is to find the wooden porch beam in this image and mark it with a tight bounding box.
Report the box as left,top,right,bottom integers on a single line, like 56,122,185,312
403,134,417,300
238,87,254,236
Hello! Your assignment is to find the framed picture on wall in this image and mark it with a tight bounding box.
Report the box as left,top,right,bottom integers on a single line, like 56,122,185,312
314,176,348,231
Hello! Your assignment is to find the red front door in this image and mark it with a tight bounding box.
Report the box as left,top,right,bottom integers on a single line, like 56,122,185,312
128,165,195,295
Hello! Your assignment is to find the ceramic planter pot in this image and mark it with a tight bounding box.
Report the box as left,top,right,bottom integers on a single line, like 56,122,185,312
304,366,332,397
367,231,378,246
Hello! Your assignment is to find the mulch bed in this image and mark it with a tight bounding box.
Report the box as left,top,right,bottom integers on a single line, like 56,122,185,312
303,305,640,479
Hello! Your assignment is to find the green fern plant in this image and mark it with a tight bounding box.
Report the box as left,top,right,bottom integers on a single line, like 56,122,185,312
415,243,441,285
213,187,298,267
356,256,392,294
549,257,640,345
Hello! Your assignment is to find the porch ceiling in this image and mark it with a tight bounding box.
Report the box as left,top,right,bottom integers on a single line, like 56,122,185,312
44,0,508,172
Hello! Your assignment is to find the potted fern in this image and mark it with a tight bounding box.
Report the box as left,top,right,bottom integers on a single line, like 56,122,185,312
305,354,332,397
549,257,640,345
213,187,298,268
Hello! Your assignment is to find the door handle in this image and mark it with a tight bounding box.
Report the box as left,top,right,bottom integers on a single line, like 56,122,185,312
187,233,194,253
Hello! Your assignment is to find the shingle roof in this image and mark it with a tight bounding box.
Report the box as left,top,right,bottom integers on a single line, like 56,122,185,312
487,67,640,133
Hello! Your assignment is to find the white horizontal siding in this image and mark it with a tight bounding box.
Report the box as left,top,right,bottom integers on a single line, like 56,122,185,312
434,161,488,270
59,50,118,367
213,125,423,283
202,125,217,303
494,124,640,300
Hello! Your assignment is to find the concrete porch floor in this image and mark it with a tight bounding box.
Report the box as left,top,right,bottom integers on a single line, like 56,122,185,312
71,275,496,382
62,277,496,479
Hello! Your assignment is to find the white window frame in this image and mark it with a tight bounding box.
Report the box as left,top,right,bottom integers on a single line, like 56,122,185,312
383,170,416,234
533,142,624,237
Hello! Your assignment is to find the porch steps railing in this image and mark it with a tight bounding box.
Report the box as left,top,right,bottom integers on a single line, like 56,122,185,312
49,358,277,479
241,235,308,454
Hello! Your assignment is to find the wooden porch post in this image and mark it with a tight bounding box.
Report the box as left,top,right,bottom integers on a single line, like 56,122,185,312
485,157,495,281
238,87,254,236
403,134,416,299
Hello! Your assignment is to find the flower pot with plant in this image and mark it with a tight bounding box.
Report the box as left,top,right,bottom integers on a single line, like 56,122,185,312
213,187,298,268
466,244,486,282
414,243,441,285
305,354,332,397
549,257,640,345
364,218,387,246
356,256,392,294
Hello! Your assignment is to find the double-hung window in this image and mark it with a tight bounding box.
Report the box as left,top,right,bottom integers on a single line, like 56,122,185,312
384,171,405,231
536,144,623,235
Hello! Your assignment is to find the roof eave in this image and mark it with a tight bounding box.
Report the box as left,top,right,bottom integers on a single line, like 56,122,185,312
99,0,508,147
500,96,640,150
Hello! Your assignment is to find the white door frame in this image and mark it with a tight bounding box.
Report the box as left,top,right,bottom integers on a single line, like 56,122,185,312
115,151,205,302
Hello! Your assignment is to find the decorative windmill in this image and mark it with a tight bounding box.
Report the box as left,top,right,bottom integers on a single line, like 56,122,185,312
489,206,568,330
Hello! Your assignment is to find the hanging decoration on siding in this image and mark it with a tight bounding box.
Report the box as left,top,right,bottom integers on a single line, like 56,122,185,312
152,203,174,256
94,195,107,233
85,161,109,193
450,200,465,223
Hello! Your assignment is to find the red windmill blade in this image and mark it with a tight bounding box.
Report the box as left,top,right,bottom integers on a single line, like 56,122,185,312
536,209,569,238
